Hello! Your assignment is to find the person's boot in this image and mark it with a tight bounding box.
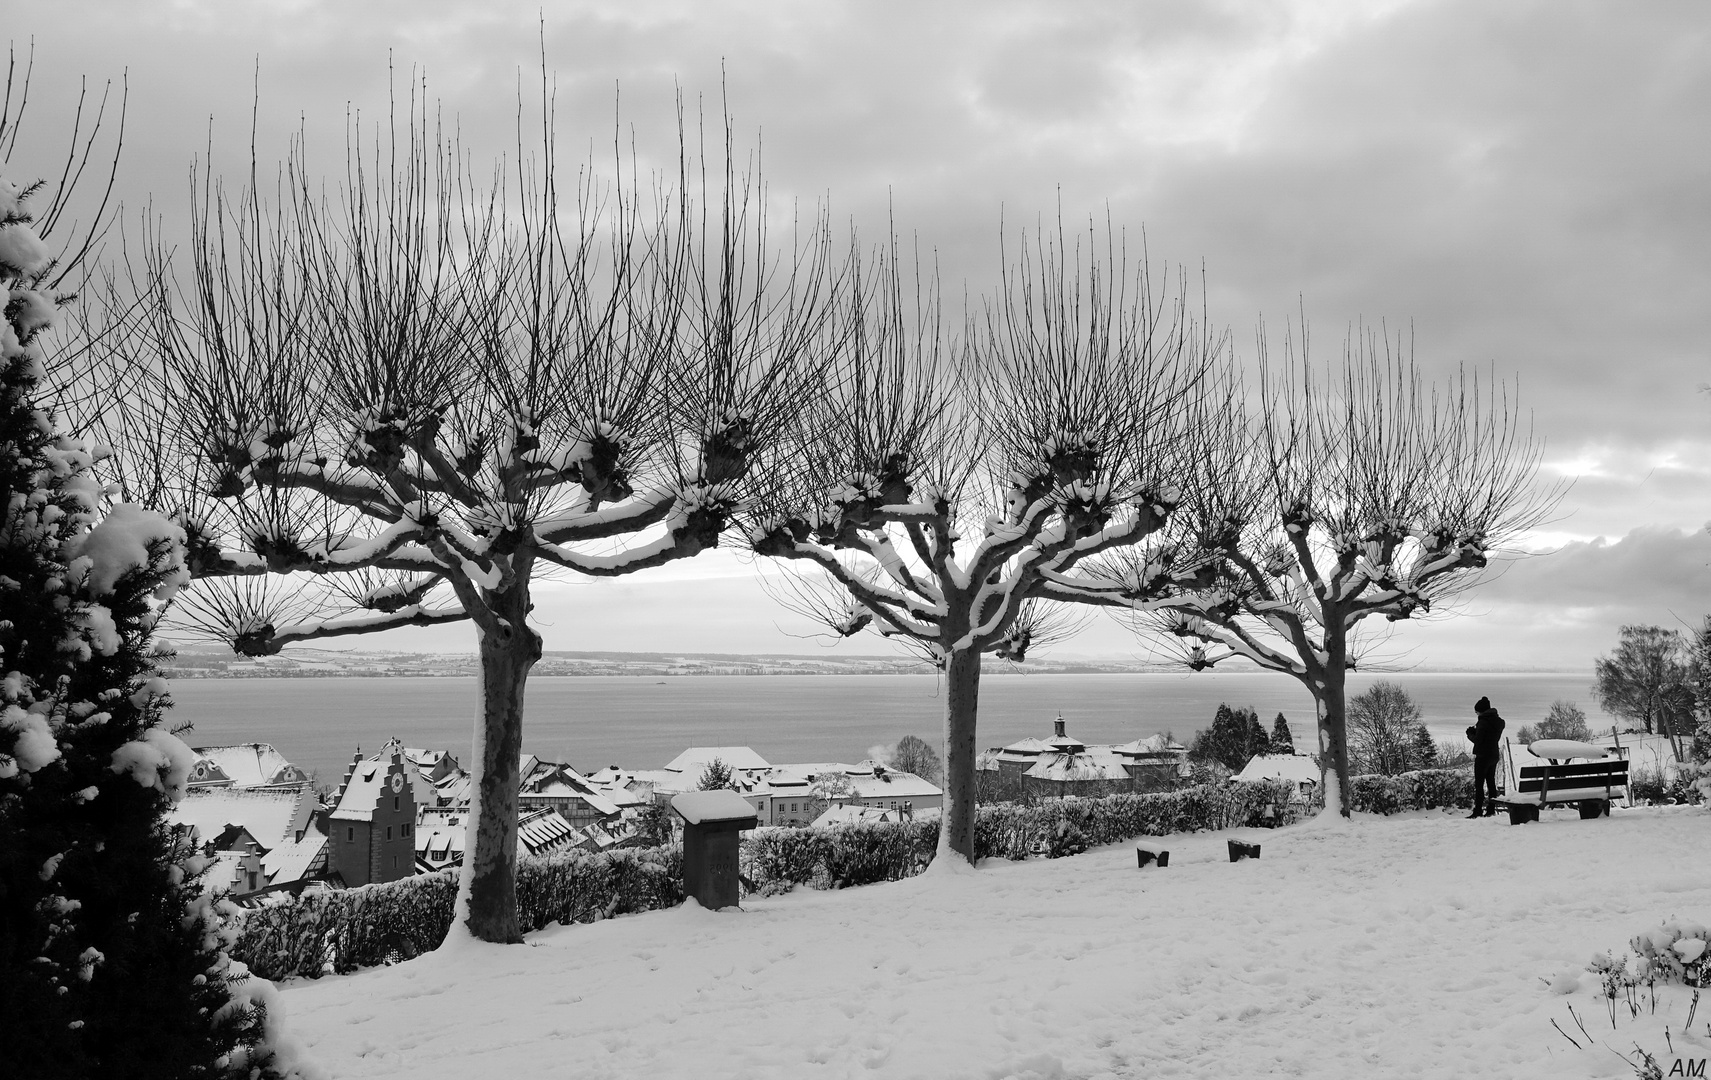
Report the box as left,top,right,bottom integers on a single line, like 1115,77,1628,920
1466,809,1482,819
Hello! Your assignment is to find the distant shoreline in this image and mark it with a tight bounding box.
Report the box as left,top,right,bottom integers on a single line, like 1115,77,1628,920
158,647,1593,681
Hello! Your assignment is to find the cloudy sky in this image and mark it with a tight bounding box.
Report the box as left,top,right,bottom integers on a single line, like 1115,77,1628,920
13,0,1710,669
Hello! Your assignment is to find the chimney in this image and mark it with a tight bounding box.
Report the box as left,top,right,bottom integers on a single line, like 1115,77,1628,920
1053,715,1066,738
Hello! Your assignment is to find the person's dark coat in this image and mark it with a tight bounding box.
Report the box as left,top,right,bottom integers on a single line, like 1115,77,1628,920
1466,707,1506,761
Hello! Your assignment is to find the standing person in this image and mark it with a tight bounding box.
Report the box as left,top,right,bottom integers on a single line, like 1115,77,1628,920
1465,696,1506,818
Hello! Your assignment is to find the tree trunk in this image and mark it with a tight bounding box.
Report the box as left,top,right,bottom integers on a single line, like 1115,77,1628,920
1316,634,1353,817
938,647,982,864
455,587,541,944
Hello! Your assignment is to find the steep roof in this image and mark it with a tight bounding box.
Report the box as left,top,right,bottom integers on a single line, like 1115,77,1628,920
190,743,310,789
662,746,772,774
1234,754,1321,785
262,833,327,887
516,806,578,856
330,751,413,822
1022,751,1132,782
169,787,315,851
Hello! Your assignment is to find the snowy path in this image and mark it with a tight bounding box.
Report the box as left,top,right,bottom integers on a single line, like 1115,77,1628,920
280,807,1711,1079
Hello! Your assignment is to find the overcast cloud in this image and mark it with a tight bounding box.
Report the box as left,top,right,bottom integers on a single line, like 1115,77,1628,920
11,0,1708,668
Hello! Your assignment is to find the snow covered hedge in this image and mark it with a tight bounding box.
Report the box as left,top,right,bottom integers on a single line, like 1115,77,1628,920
231,847,683,979
744,780,1303,893
1347,767,1476,815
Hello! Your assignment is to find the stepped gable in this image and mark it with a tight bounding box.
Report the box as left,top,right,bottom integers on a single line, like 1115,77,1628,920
330,745,412,822
189,742,311,790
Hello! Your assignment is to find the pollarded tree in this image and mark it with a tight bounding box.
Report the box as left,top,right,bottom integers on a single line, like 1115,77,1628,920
115,102,834,943
749,228,1213,862
1101,326,1556,814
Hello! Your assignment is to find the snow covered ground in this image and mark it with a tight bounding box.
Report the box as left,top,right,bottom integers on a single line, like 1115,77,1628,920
280,805,1711,1079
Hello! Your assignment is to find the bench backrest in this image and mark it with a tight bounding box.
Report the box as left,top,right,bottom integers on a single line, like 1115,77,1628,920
1516,759,1628,796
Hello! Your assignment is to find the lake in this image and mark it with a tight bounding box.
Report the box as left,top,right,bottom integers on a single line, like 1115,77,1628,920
162,670,1609,784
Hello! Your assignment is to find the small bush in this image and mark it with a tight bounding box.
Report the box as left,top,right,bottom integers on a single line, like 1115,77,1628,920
1629,918,1711,987
1630,763,1707,806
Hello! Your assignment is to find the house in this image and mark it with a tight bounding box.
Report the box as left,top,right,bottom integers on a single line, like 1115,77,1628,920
518,759,623,829
810,803,925,829
985,716,1189,798
326,747,417,887
1233,753,1321,801
167,784,324,898
187,742,312,792
745,760,942,827
412,804,582,873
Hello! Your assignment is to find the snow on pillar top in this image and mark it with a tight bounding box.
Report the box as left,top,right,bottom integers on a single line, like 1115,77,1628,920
671,790,759,827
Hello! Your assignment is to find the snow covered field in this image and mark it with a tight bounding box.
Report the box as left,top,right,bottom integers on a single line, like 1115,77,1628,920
280,806,1711,1079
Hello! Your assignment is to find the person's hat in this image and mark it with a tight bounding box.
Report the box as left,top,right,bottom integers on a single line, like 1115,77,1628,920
1474,696,1491,713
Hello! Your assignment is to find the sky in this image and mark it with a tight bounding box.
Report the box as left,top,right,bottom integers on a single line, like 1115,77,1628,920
10,0,1710,670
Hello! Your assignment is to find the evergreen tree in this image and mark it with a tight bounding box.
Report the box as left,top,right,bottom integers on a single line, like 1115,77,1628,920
1408,724,1437,770
1189,704,1268,772
696,757,734,791
1270,713,1294,755
0,171,285,1078
1246,711,1271,759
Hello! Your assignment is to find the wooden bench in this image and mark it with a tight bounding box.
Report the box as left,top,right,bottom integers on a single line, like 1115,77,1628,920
1495,758,1629,824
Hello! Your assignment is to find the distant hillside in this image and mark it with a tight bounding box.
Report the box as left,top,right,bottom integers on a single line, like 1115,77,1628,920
155,644,1580,679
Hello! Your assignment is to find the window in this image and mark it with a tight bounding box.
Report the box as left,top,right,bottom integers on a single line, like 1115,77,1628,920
346,827,355,843
391,854,397,869
402,823,411,838
386,825,393,841
248,871,257,891
394,795,400,812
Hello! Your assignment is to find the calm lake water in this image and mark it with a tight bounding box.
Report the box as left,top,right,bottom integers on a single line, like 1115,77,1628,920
164,670,1608,784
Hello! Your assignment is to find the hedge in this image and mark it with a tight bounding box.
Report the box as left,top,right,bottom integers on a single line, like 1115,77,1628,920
743,779,1304,893
235,782,1303,977
231,846,683,980
1346,767,1475,815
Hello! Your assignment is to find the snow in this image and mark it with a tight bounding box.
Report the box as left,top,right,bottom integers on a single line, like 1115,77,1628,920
277,804,1711,1079
671,789,760,825
109,727,197,800
1526,740,1611,761
67,502,188,600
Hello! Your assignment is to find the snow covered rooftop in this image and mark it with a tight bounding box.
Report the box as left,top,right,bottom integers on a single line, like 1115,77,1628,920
169,786,315,851
330,751,412,822
189,743,311,789
1233,753,1322,786
662,746,773,774
262,833,327,888
1021,751,1132,783
515,807,578,856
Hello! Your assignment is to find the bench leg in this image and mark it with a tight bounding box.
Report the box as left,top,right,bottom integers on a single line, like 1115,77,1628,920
1504,805,1529,825
1578,799,1608,820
